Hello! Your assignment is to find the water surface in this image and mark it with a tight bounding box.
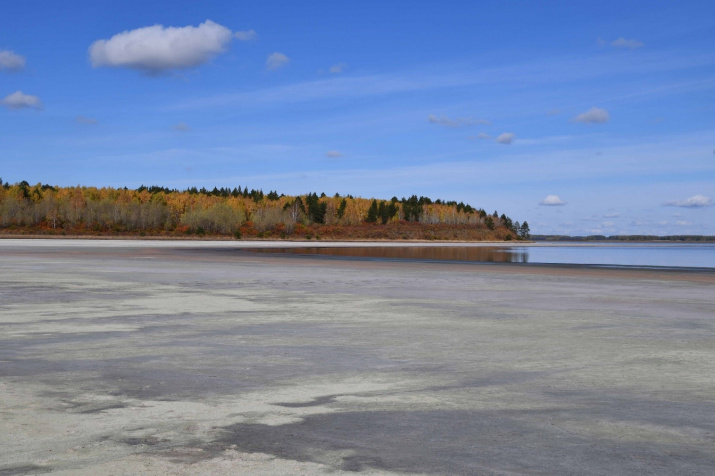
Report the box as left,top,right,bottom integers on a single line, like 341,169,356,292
249,243,715,269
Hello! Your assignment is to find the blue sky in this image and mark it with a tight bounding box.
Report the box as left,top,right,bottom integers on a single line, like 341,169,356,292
1,0,714,235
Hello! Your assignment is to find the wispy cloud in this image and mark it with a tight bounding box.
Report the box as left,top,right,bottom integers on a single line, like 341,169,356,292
572,107,609,124
234,29,257,41
663,194,712,208
0,49,25,71
1,91,42,110
329,63,347,74
89,20,233,74
428,114,489,128
611,37,644,49
172,122,191,131
515,135,576,146
325,150,343,158
266,52,289,71
76,116,98,125
169,52,715,111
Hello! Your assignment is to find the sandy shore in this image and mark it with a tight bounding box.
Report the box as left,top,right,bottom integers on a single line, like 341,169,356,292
1,240,714,475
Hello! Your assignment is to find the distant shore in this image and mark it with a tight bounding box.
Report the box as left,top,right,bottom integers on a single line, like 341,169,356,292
0,234,524,244
3,232,712,244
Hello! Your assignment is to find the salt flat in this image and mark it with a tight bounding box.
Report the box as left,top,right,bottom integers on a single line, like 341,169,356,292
1,240,714,475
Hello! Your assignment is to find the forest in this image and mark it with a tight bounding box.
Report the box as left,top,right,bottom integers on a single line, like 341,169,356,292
0,179,530,241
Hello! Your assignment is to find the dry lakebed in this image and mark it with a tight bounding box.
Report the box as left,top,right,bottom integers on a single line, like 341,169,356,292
1,239,714,475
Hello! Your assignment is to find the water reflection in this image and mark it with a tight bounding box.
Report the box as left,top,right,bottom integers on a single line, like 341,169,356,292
249,246,529,263
247,243,715,269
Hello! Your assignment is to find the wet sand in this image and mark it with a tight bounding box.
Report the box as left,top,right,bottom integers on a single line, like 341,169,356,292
1,240,714,475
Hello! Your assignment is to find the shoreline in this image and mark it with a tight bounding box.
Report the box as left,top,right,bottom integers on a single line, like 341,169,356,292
2,234,714,246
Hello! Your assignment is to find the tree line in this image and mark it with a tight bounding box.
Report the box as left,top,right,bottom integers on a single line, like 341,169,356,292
0,178,528,240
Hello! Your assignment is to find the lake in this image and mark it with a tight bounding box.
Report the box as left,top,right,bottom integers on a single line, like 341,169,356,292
248,242,715,269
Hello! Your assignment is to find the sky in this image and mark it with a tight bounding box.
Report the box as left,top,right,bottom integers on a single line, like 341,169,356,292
1,0,714,236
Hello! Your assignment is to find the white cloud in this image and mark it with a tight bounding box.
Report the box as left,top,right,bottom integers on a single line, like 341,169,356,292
329,63,347,74
0,49,25,71
675,220,692,226
266,52,289,71
1,90,42,110
572,107,609,124
234,29,257,41
428,114,489,128
172,122,191,131
76,116,98,125
603,212,620,218
663,194,712,208
325,150,343,158
602,221,615,227
612,37,644,49
540,195,566,206
89,20,233,74
496,132,515,144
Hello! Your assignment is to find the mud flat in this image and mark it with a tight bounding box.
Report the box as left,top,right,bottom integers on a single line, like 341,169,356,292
1,239,714,475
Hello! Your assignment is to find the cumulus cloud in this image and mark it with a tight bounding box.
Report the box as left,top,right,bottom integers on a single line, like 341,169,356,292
266,52,289,71
325,150,343,158
234,29,257,41
611,37,644,49
428,114,489,128
0,49,25,71
663,194,712,208
172,122,191,131
76,115,98,125
89,20,233,74
1,90,42,110
496,132,515,144
540,195,566,206
329,63,347,74
572,107,609,124
468,132,491,140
